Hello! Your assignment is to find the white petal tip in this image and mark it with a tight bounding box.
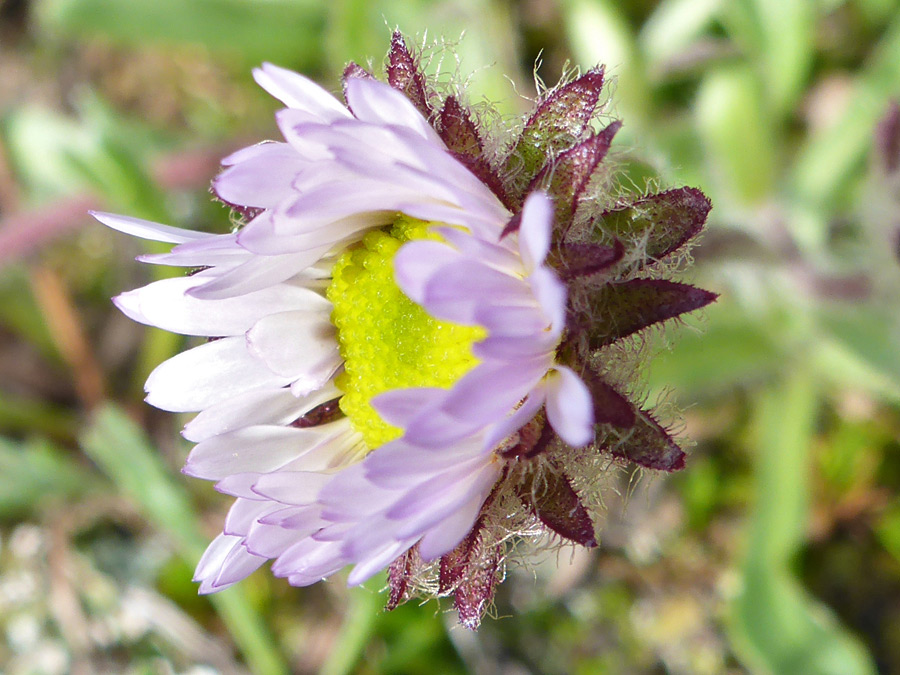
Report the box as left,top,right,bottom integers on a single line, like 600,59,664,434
111,291,141,320
346,566,377,588
562,428,595,448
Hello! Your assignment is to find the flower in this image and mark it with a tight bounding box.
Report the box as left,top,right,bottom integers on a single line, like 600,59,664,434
97,33,717,628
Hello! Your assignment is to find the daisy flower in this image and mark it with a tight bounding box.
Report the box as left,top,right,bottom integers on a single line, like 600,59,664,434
96,33,716,628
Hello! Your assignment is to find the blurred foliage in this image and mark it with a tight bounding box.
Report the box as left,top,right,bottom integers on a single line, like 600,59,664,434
1,0,900,672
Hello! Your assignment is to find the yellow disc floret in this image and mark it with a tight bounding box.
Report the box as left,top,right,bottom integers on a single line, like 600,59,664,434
326,217,487,450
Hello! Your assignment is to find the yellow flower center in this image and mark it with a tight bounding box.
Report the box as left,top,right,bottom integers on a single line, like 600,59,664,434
326,217,487,450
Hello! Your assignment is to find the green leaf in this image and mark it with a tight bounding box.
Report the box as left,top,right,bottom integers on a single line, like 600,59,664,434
0,266,59,363
0,437,98,516
3,99,168,220
81,406,200,556
819,307,900,388
562,0,651,130
36,0,325,67
791,13,900,211
324,0,520,109
729,372,877,675
0,390,80,442
2,106,97,204
647,303,783,399
723,0,815,116
66,135,169,222
639,0,723,69
876,499,900,565
695,65,777,205
80,404,288,675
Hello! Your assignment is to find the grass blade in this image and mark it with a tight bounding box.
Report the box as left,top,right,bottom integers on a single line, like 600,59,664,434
729,371,876,675
81,404,288,675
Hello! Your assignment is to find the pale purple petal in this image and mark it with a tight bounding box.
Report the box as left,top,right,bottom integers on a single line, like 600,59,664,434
253,63,351,121
245,517,321,558
310,119,430,171
304,127,461,196
250,471,333,505
213,142,306,208
471,333,558,361
183,421,348,480
224,498,272,536
92,211,212,244
369,387,445,427
473,304,548,337
385,456,493,523
245,310,341,394
386,461,500,548
272,536,345,578
422,260,534,324
340,516,403,556
416,488,487,561
432,227,520,273
344,77,441,144
283,178,439,224
346,538,417,586
330,150,479,209
243,520,306,558
237,209,385,255
402,408,487,449
145,338,292,413
115,277,328,337
136,234,248,268
250,512,327,559
211,543,267,589
545,366,595,447
276,109,338,160
215,473,265,500
280,428,362,473
186,249,328,300
438,360,547,426
315,120,503,216
363,437,483,489
194,533,243,583
529,267,567,333
311,521,358,543
392,241,461,304
288,563,346,587
318,464,404,522
258,505,322,530
394,202,500,234
518,191,553,271
482,384,547,450
183,385,339,443
220,142,282,167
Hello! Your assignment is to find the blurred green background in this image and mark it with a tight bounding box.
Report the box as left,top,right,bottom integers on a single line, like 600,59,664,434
1,0,900,673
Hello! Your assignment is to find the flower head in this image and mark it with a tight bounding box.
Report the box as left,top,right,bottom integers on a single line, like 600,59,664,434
96,33,716,628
